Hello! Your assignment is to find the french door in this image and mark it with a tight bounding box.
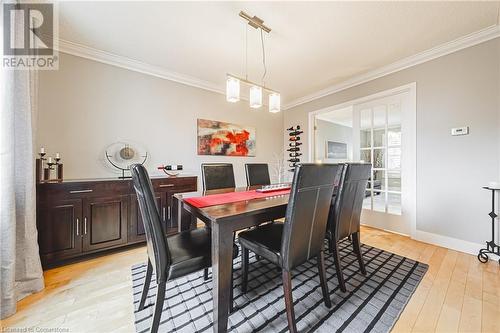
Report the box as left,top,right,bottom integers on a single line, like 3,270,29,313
353,93,410,235
311,84,416,236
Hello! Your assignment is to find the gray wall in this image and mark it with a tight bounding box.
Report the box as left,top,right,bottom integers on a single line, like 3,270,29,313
37,54,284,188
284,38,500,245
315,120,353,162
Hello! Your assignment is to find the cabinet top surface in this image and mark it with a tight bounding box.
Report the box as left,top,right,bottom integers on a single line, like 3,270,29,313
38,174,197,185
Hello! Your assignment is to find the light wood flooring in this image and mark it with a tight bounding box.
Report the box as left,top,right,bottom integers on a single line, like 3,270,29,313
2,226,499,332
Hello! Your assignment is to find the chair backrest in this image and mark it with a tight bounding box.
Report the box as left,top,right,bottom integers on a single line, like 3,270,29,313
201,163,236,191
281,163,342,270
131,164,170,283
245,163,271,186
329,163,371,241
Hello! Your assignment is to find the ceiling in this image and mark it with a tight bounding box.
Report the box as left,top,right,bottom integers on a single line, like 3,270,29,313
58,1,500,106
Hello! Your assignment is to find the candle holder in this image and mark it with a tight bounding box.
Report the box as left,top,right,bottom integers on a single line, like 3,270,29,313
36,152,46,183
36,151,64,183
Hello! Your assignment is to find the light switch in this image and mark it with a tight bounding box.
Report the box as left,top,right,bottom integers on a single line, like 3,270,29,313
451,126,469,136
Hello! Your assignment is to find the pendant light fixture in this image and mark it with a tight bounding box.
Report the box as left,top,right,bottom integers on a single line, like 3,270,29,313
226,76,240,102
226,11,280,113
249,85,262,108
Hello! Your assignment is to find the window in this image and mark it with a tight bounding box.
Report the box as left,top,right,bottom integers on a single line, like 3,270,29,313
360,103,402,215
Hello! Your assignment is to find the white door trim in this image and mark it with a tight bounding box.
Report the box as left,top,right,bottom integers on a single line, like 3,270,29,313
308,83,417,238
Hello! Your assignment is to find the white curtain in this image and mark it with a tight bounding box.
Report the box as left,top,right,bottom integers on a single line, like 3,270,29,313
0,4,45,319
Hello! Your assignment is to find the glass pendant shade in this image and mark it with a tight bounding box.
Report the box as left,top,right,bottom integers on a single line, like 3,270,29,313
269,93,281,113
226,77,240,102
249,86,262,108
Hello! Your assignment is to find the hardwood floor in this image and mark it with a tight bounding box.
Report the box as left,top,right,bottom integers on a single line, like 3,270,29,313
2,226,499,332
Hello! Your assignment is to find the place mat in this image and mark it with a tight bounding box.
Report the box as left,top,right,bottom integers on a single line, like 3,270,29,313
185,189,290,208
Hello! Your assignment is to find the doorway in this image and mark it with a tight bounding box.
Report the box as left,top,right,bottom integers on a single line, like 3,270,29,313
309,84,416,236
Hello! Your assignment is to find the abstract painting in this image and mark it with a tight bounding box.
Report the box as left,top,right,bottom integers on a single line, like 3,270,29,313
197,119,256,156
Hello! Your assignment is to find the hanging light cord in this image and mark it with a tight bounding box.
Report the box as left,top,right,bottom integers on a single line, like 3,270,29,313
497,2,500,25
260,28,267,86
245,24,248,80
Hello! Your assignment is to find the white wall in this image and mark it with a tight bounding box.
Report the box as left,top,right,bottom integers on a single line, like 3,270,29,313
284,38,500,248
314,120,353,162
37,54,284,188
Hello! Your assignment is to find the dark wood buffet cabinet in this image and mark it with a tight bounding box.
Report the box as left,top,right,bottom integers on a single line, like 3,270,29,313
36,175,197,268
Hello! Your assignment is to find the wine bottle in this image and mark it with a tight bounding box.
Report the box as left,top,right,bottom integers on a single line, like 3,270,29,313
289,130,303,136
289,142,302,147
289,153,302,157
287,158,300,163
289,136,301,142
287,147,300,152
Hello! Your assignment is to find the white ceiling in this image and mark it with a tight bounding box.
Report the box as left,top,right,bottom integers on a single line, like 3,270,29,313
58,1,500,105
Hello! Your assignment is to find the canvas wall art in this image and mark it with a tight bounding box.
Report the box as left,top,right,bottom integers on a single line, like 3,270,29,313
326,141,348,159
197,119,256,156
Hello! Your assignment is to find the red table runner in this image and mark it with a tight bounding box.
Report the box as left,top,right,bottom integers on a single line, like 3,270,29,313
185,189,291,208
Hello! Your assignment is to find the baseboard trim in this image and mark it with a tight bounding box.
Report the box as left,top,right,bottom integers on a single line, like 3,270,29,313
414,230,484,256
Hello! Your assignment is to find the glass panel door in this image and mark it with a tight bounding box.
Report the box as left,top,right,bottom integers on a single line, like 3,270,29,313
355,94,408,234
360,103,401,215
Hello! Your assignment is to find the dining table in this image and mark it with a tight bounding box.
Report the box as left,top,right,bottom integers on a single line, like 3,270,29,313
173,186,290,333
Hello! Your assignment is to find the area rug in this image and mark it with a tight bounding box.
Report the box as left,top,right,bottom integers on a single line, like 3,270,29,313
131,240,428,332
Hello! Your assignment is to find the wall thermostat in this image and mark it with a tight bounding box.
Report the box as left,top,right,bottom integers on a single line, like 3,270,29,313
451,126,469,136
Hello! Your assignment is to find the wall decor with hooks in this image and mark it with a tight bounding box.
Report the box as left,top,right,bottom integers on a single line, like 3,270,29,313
287,125,303,172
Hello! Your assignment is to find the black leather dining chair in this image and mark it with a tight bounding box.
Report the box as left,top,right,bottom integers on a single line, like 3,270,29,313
131,164,237,333
245,163,271,186
325,163,371,292
238,163,342,333
201,163,235,190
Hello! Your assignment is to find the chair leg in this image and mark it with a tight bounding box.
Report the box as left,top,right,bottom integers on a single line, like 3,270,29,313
229,266,234,313
204,268,209,281
282,270,297,333
139,260,153,311
241,247,249,293
317,252,332,308
333,240,347,292
326,235,334,254
352,232,367,275
150,281,166,333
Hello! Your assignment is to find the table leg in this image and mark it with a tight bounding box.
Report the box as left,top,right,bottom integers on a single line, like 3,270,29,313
211,222,234,333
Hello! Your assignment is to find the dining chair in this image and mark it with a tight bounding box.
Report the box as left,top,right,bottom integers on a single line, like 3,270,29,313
200,163,239,283
245,163,271,186
201,163,236,190
131,164,237,333
238,163,342,333
325,163,371,292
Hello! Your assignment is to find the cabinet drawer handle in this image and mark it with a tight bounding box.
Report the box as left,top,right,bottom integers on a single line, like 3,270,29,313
159,184,174,188
69,189,93,194
76,218,80,236
84,217,88,234
168,206,171,220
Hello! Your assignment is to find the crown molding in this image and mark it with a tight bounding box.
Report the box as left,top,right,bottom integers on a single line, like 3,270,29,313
57,38,225,95
283,25,500,110
57,25,500,110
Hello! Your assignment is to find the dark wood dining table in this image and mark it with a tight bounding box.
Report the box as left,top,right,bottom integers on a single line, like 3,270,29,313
173,186,290,333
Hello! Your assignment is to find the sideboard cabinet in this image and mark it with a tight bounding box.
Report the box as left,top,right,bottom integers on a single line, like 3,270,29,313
36,176,197,268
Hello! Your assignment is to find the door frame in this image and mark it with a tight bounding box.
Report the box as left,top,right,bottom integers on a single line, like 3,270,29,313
307,83,417,237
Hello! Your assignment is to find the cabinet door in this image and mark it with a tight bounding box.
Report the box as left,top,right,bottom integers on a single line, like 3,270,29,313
37,198,83,265
82,195,128,252
128,193,162,243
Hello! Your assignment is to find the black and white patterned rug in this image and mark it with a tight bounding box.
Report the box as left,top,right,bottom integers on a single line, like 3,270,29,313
131,240,428,333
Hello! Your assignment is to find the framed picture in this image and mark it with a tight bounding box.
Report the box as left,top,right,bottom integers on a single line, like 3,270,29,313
326,141,347,159
197,119,256,156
